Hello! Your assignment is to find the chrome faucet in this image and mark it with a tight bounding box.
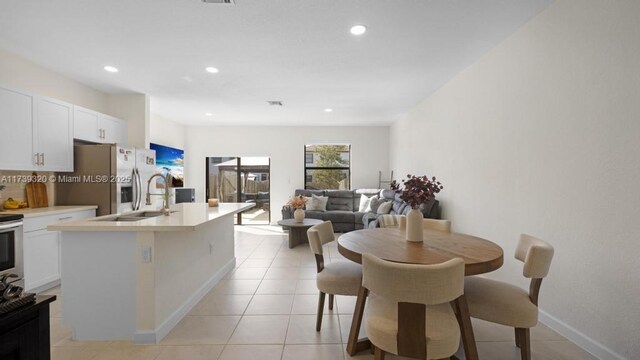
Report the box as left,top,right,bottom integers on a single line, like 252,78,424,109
146,173,172,215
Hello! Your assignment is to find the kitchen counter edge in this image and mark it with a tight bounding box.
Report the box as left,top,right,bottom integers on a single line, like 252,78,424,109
0,205,98,218
47,203,254,232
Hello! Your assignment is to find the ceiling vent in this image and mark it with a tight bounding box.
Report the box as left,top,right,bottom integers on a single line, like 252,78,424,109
267,101,283,106
202,0,235,4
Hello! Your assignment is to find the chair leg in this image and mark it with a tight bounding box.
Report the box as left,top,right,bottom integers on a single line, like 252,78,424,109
373,346,386,360
515,327,521,348
328,294,334,310
316,292,326,332
519,328,531,360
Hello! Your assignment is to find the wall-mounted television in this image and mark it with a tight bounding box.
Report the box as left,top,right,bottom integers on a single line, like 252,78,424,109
150,143,184,187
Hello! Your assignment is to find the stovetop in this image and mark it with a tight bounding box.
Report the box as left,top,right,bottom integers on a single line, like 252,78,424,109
0,214,23,222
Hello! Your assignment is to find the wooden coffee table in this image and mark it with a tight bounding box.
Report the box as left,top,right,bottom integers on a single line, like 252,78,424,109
277,218,323,248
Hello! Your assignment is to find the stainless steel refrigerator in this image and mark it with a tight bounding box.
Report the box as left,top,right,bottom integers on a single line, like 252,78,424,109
55,144,158,216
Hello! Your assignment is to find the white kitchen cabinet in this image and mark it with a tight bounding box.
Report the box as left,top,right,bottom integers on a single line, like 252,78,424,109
23,230,60,291
0,85,73,171
100,114,127,145
73,106,100,143
36,96,74,171
22,208,96,292
74,105,127,145
0,86,36,170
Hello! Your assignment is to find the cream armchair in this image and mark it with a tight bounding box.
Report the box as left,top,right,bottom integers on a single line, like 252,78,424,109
464,234,555,360
362,253,471,360
395,216,452,232
307,221,362,331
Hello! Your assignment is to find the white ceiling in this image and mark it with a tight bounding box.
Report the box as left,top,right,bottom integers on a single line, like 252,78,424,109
0,0,553,126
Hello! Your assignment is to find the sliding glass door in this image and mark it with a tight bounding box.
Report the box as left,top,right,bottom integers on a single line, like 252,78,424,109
205,157,270,225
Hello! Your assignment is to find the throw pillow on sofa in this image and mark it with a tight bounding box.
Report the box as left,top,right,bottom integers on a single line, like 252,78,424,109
376,201,393,214
369,197,388,213
303,196,312,209
358,194,378,212
379,214,401,228
307,195,328,211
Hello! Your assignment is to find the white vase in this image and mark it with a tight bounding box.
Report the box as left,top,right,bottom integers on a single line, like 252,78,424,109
405,208,424,242
294,208,305,223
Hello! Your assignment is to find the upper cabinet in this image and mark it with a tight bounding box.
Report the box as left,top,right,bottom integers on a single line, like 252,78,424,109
74,106,127,145
0,86,36,171
36,97,74,171
0,88,73,171
100,114,127,145
73,106,100,143
0,84,128,172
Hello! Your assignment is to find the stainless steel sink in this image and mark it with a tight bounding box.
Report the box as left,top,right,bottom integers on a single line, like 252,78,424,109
113,217,147,222
95,210,177,222
96,216,147,222
136,210,177,217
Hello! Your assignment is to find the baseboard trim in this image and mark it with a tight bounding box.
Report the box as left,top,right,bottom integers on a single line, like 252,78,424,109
29,279,61,294
133,257,236,344
539,310,625,360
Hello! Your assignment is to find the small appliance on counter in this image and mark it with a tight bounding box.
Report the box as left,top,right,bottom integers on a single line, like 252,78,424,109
170,188,196,204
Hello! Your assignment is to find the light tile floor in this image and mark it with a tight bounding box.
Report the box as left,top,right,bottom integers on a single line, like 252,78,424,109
46,225,597,360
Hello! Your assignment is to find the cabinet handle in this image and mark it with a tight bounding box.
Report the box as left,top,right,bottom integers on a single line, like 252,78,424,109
34,153,40,166
41,153,45,166
98,128,102,139
58,216,72,221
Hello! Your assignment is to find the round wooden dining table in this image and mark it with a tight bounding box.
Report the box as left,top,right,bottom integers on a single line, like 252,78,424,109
338,227,504,359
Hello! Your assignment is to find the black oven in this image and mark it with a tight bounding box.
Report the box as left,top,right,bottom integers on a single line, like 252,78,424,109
0,214,23,275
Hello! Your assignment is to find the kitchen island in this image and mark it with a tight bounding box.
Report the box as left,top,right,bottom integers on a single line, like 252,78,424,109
48,202,254,344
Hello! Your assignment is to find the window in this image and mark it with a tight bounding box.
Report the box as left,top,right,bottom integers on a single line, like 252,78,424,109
304,144,351,190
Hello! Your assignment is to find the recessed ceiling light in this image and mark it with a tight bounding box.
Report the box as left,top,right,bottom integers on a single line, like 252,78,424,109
104,66,118,73
205,67,219,73
324,108,333,113
350,25,367,36
205,112,213,116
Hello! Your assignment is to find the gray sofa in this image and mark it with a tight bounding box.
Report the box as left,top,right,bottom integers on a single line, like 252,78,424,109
281,189,441,232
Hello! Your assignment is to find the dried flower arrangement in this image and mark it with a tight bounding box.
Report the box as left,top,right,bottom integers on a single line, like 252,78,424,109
287,195,308,209
390,174,443,209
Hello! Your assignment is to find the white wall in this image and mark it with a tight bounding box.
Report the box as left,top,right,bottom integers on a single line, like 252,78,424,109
0,48,150,148
150,113,186,150
184,126,389,223
0,48,109,113
107,94,150,148
390,0,639,358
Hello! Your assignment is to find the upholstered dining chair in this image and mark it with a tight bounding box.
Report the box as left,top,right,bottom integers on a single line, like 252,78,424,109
378,214,402,228
464,234,554,360
422,219,451,232
397,217,452,232
307,221,362,331
362,253,470,360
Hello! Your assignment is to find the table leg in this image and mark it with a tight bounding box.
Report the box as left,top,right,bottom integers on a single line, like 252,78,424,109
288,227,306,248
347,285,371,355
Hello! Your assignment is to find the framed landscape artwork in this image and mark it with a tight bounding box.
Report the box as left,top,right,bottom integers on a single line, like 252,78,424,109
150,143,184,188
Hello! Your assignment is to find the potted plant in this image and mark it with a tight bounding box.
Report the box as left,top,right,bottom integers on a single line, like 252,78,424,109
390,175,443,242
287,195,308,223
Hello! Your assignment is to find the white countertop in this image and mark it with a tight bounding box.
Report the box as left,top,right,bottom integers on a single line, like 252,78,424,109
47,203,254,232
0,205,98,218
